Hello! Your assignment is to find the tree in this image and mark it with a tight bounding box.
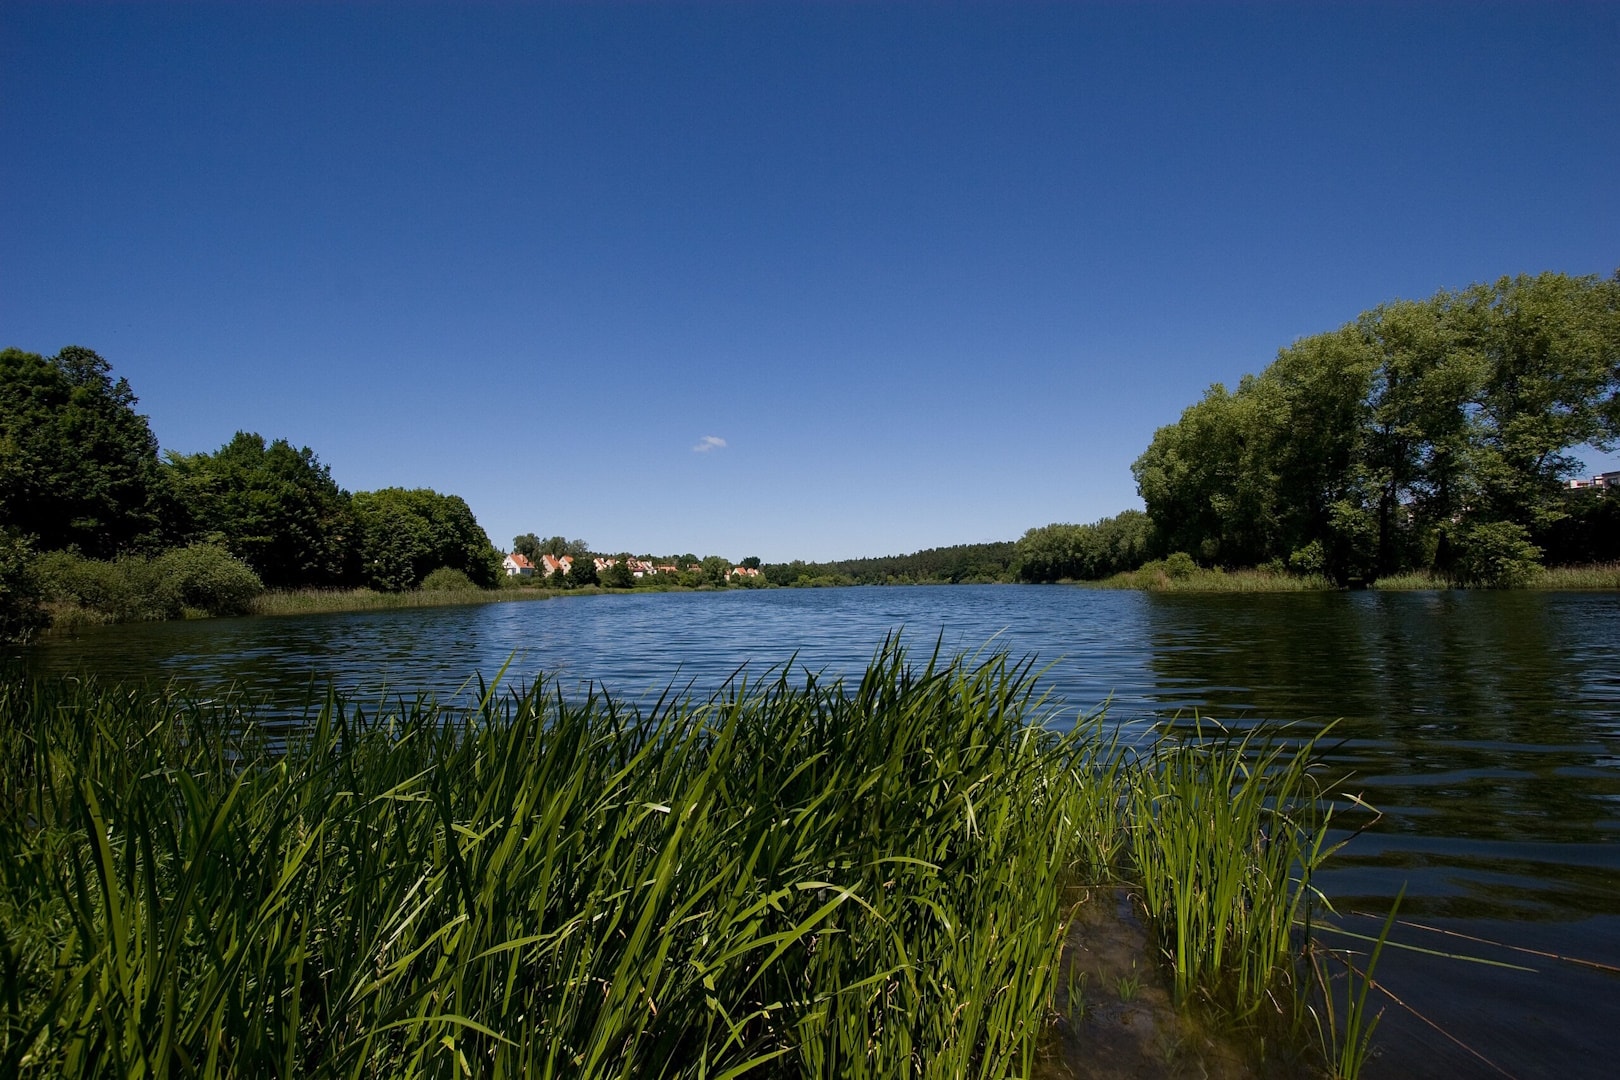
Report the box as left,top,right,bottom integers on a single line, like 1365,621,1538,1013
165,432,355,588
538,536,590,559
1132,271,1620,582
1016,511,1155,582
352,488,501,591
512,533,542,562
570,555,599,587
600,557,635,588
700,555,732,586
0,346,169,557
740,556,761,570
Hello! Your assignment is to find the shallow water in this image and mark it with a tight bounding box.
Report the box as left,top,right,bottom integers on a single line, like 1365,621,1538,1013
17,585,1620,1077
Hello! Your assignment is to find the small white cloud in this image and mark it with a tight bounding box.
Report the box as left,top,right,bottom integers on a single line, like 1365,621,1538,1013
692,435,727,453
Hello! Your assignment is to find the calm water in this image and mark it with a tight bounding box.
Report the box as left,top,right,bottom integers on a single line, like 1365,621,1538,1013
17,585,1620,1078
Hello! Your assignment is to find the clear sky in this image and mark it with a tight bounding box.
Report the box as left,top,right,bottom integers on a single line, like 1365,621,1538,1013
4,2,1616,562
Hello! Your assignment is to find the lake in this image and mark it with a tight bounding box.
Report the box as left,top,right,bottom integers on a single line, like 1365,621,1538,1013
17,584,1620,1078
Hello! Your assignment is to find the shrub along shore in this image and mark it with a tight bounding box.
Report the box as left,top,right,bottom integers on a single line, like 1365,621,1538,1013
1,643,1377,1078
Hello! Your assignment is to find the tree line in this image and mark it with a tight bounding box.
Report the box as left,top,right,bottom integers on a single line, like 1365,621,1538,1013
761,543,1019,587
2,346,501,637
1018,271,1620,586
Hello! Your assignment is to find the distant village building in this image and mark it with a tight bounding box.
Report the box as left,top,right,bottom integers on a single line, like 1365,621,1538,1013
729,566,762,579
1569,471,1620,491
540,554,573,576
503,553,535,577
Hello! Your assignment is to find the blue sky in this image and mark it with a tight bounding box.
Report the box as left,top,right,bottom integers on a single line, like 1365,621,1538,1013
4,2,1616,562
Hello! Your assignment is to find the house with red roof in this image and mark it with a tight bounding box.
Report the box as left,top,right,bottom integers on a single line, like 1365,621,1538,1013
503,553,535,577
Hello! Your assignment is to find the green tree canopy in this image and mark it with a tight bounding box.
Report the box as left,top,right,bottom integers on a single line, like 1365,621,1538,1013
600,556,635,589
165,432,355,589
352,487,500,591
538,536,590,559
512,533,543,562
1016,510,1156,582
1132,272,1620,583
0,346,168,558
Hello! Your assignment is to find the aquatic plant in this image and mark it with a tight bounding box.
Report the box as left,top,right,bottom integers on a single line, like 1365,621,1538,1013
0,643,1383,1077
1125,719,1342,1011
0,643,1093,1078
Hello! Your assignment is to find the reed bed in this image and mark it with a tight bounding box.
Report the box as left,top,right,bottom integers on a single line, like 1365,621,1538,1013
1091,567,1335,593
0,644,1369,1078
1527,562,1620,589
247,585,569,617
1367,571,1444,590
1371,563,1620,590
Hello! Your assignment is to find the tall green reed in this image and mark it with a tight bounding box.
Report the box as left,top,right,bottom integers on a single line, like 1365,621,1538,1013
0,642,1094,1078
1125,719,1342,1013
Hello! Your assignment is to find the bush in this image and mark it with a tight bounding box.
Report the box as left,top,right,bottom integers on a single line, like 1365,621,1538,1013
0,531,47,643
419,566,477,592
1453,520,1543,588
32,550,176,623
1162,551,1198,579
32,545,262,624
152,545,263,616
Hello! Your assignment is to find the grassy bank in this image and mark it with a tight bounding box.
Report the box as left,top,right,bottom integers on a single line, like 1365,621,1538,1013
1090,563,1335,593
1089,560,1620,593
1372,562,1620,590
247,583,585,617
0,645,1364,1077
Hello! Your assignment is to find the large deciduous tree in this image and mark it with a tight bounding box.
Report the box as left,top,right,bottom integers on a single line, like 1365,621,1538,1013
165,432,355,588
0,346,169,557
1132,272,1620,584
352,487,501,591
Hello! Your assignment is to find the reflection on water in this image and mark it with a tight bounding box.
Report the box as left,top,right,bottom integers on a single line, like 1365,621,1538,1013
16,585,1620,1078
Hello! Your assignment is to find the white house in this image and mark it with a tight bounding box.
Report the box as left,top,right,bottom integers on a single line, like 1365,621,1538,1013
503,553,535,577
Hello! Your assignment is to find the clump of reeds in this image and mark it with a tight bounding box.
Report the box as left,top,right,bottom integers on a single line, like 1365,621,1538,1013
1368,571,1445,590
1527,562,1620,590
1091,566,1336,592
0,643,1382,1078
1125,719,1341,1011
0,643,1100,1078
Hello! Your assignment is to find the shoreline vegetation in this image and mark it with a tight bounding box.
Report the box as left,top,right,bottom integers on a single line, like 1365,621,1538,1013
32,560,1620,638
7,269,1620,644
1,642,1385,1078
19,552,1620,640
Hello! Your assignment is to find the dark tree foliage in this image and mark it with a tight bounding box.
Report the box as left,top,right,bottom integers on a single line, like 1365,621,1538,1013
0,529,47,642
762,542,1019,586
1537,488,1620,566
1133,272,1620,584
569,555,600,588
0,346,169,558
352,487,501,591
512,533,543,562
537,536,591,559
1016,511,1157,582
165,432,356,589
600,557,635,589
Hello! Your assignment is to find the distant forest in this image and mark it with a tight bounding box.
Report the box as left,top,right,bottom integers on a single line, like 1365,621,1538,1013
760,542,1019,587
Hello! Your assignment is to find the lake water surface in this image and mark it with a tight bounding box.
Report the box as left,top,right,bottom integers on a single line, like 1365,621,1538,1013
18,585,1620,1078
